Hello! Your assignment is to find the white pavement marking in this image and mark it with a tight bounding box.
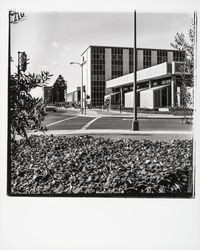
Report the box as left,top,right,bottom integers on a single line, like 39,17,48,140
81,117,102,130
46,117,77,127
123,118,136,121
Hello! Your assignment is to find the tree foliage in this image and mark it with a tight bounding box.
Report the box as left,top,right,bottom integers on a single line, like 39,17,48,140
52,75,67,103
170,19,194,121
10,69,53,143
171,19,194,76
9,11,53,144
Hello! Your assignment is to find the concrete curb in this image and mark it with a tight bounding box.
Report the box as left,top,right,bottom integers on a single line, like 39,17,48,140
63,108,193,119
77,114,192,119
27,129,193,136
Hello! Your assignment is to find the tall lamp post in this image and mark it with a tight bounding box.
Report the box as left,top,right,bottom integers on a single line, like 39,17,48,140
132,10,139,131
70,61,86,114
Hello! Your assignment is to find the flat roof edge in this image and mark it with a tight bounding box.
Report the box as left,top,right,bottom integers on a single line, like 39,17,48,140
81,45,184,56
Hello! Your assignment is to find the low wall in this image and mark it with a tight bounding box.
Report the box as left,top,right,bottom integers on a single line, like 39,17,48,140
140,90,154,109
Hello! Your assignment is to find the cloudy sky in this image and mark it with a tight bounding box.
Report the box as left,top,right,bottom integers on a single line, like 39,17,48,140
11,12,192,97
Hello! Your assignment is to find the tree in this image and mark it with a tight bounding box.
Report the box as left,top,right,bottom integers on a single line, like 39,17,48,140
9,11,53,144
52,75,67,103
170,18,195,124
171,23,194,74
10,66,53,144
170,19,194,112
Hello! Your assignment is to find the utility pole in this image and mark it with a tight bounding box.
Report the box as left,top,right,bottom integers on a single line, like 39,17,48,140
83,86,86,115
132,10,139,131
81,65,84,114
70,60,86,114
18,51,21,86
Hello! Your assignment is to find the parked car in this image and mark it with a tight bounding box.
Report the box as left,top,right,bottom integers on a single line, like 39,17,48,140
45,106,57,112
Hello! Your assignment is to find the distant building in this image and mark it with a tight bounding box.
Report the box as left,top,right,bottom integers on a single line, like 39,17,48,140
65,87,81,106
81,45,186,108
43,86,53,104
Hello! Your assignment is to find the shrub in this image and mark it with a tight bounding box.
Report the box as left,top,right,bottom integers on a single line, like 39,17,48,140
10,135,193,196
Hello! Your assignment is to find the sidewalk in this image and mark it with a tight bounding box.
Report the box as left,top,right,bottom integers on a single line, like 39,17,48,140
26,129,193,142
69,107,192,119
28,129,193,135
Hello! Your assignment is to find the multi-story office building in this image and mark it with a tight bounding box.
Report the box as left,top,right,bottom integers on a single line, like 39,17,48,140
106,61,192,109
81,45,185,107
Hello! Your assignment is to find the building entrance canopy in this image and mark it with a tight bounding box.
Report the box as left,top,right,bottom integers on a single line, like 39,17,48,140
106,61,188,90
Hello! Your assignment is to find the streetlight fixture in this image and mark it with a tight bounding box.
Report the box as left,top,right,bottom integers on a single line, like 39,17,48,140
70,61,86,114
132,10,139,131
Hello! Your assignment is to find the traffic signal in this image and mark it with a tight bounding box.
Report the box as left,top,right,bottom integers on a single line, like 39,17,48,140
83,85,86,92
20,52,28,72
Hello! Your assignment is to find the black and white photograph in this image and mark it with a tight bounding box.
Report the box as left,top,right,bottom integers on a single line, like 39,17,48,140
1,0,200,249
8,10,196,197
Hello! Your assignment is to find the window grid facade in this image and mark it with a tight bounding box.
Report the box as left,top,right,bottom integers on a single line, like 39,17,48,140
91,46,105,106
173,51,185,62
157,50,168,64
143,49,151,69
85,46,186,106
111,47,123,79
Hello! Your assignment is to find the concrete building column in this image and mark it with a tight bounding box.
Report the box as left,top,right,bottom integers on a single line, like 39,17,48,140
123,49,129,75
151,50,157,66
137,50,143,70
166,87,169,107
177,86,181,107
171,76,177,107
105,48,112,81
167,51,173,62
149,80,153,89
120,87,123,113
160,89,162,107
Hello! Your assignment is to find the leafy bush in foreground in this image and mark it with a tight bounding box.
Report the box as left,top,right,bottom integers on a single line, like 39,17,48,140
10,135,193,195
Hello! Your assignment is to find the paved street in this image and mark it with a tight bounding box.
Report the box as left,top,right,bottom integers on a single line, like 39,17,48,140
46,116,94,130
88,117,192,131
44,109,193,132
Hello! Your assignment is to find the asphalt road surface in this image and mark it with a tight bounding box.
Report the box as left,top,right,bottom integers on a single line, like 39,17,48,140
44,111,192,132
88,117,192,131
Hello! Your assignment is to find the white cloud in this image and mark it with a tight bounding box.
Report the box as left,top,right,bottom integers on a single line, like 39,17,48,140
51,41,59,48
63,45,71,51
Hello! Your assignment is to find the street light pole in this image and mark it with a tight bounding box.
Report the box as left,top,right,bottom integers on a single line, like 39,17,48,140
81,63,84,114
70,60,86,114
132,10,139,131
